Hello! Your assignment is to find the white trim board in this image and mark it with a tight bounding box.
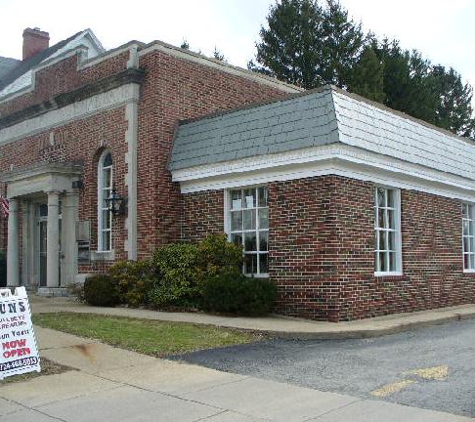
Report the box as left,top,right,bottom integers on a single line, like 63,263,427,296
0,83,140,145
173,144,475,202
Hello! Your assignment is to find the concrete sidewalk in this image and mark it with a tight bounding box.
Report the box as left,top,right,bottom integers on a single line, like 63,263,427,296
1,325,473,422
30,295,475,339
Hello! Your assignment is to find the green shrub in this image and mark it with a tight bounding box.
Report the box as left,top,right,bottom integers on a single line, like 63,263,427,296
149,243,201,308
197,234,243,279
83,274,119,307
200,272,277,316
109,260,153,307
0,250,6,287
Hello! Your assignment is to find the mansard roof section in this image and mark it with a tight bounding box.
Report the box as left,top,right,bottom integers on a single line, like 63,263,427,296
331,87,475,181
0,29,104,99
169,86,339,171
170,85,475,183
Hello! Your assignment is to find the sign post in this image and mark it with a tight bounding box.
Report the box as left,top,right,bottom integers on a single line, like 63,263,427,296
0,287,41,380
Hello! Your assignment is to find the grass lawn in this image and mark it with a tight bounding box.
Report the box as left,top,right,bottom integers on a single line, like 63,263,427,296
33,312,262,357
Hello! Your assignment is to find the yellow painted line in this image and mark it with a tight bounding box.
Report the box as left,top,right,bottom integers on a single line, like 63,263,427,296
403,365,448,380
370,379,416,397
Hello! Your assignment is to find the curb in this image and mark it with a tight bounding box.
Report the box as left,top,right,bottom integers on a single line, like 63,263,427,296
261,312,475,340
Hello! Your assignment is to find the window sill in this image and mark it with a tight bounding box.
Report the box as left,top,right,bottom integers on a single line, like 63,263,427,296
244,273,269,279
91,250,115,262
463,269,475,274
374,271,403,278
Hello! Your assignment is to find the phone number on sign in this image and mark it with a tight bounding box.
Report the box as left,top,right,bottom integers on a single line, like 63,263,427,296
0,356,39,372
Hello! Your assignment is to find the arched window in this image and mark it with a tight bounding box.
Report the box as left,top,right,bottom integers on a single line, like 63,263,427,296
98,150,113,251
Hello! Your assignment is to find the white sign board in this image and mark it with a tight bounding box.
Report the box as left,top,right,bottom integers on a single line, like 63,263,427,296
0,287,41,380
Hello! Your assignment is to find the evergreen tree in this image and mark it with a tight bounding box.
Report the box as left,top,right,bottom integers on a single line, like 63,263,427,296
255,0,325,89
349,45,385,102
320,0,365,88
251,0,475,139
213,47,226,62
429,65,474,137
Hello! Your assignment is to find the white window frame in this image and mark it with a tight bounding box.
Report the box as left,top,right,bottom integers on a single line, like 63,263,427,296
97,150,113,252
374,186,403,276
462,203,475,272
225,185,269,277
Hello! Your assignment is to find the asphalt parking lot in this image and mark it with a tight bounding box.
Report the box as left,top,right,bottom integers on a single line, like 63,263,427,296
173,318,475,418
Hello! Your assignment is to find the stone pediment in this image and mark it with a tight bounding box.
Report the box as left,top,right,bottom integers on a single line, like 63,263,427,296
1,162,83,198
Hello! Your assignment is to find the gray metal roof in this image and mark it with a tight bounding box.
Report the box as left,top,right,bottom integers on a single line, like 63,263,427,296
0,57,20,83
169,86,339,171
170,85,475,184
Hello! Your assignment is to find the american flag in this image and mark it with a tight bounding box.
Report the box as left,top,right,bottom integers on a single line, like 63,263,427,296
0,195,9,218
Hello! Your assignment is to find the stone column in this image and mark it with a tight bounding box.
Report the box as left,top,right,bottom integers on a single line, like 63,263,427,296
21,201,32,286
6,198,19,287
61,192,78,286
46,191,60,288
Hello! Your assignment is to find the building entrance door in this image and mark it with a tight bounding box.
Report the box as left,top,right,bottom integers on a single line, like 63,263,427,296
38,219,47,286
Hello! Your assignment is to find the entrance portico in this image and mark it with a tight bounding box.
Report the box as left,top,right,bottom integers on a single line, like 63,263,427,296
1,163,82,294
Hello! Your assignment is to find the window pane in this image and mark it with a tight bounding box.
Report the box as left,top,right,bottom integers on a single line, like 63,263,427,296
462,204,470,219
103,169,111,188
471,254,475,270
463,236,469,254
470,221,474,237
378,209,384,229
377,188,385,207
375,251,380,272
388,232,396,251
260,253,269,273
231,190,242,210
102,210,111,229
387,190,395,208
39,204,48,217
243,209,256,230
379,252,387,272
103,153,113,167
231,211,242,231
102,231,110,251
389,252,396,271
387,210,395,229
258,208,269,229
383,209,390,229
231,233,243,246
243,188,256,208
464,254,470,270
463,220,470,236
259,231,269,252
244,254,258,275
244,233,257,251
258,187,268,207
378,231,386,252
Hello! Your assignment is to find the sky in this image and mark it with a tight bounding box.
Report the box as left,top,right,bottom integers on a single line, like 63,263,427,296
0,0,474,92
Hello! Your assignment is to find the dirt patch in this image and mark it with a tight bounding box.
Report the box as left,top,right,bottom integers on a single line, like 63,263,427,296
0,358,75,385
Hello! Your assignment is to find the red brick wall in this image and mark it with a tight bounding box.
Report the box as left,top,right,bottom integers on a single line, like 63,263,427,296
0,52,130,116
181,176,475,322
0,45,290,277
135,50,291,258
181,190,225,242
0,107,129,269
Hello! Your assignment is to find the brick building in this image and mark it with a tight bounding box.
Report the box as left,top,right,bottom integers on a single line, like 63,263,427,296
1,29,475,321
